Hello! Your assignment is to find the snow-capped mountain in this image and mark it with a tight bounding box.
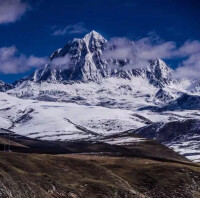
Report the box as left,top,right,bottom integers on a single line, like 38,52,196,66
15,31,173,87
9,31,180,107
1,30,200,162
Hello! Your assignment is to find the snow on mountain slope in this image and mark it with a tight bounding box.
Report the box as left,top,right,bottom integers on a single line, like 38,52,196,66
0,92,149,141
8,77,159,110
8,75,197,112
1,92,199,143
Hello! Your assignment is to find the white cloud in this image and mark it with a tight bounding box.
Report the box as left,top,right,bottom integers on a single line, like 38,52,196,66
0,46,47,74
52,23,88,36
51,54,72,69
176,40,200,56
173,40,200,79
174,54,200,79
27,55,48,67
135,37,176,60
103,37,136,60
0,0,29,24
103,35,176,68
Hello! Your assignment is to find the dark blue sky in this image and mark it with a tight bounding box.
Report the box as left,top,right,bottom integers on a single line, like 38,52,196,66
0,0,200,83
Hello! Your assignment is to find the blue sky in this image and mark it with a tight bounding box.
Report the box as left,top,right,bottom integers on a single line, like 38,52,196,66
0,0,200,83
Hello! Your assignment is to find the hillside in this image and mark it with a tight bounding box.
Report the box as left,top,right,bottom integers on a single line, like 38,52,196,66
0,152,200,198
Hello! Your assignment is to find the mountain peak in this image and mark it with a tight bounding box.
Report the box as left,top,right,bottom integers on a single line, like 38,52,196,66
88,30,100,35
149,58,172,77
145,58,173,87
154,58,167,66
83,30,106,42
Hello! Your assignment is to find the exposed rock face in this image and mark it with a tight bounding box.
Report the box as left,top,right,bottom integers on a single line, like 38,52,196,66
0,80,13,92
155,88,174,101
167,93,200,110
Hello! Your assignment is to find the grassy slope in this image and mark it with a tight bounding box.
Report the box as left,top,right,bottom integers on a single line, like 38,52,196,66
0,152,200,198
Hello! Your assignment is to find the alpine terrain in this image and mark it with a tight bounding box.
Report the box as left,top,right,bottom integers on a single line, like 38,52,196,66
0,30,200,164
